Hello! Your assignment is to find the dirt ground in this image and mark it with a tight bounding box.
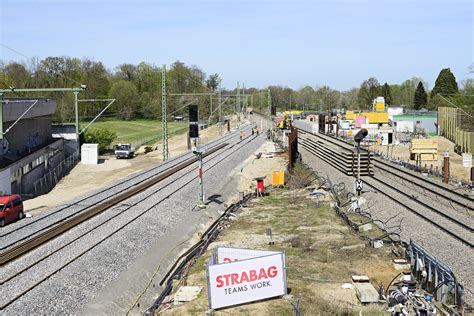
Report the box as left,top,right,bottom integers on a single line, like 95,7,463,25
370,136,471,182
160,170,400,315
24,118,241,215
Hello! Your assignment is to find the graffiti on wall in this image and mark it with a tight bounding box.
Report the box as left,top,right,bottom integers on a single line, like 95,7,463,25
0,137,9,155
27,131,40,150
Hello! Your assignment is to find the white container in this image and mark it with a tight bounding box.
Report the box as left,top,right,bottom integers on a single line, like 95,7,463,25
81,143,99,165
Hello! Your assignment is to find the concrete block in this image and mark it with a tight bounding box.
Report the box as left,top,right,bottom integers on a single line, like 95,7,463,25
174,286,202,305
372,240,383,248
393,258,411,271
358,223,372,232
354,282,380,303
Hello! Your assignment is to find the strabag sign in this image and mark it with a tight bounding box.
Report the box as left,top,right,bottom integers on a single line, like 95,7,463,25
207,252,287,310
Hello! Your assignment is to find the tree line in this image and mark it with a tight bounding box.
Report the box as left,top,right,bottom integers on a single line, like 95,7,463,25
0,57,472,123
0,57,222,122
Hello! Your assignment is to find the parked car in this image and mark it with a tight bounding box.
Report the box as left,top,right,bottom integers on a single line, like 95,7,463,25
0,194,24,227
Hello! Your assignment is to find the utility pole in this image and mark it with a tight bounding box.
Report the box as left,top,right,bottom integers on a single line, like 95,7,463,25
268,88,272,142
162,64,169,161
242,83,246,113
73,91,79,151
218,90,222,136
209,93,213,125
197,150,205,208
236,82,240,126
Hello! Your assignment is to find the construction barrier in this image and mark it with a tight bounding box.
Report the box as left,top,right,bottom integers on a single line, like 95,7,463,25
438,107,474,154
272,171,285,186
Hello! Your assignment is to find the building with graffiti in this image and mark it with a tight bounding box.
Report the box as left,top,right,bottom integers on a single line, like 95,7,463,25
0,98,72,196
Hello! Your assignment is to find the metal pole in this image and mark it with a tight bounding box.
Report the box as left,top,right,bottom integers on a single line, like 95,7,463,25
268,88,272,142
236,82,240,126
209,93,213,125
218,90,222,136
162,64,169,161
357,142,361,196
73,91,80,155
198,152,204,206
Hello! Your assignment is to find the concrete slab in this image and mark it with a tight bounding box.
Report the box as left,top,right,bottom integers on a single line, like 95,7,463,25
372,240,384,248
174,286,202,305
393,258,411,271
353,282,380,303
358,223,372,232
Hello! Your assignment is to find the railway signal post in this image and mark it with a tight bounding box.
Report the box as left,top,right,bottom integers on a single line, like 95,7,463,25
354,129,368,196
189,103,206,209
193,145,206,209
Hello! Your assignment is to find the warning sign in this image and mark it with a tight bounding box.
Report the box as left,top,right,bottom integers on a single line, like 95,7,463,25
207,252,287,310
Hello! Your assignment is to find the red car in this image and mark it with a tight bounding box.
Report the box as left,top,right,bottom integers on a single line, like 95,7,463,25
0,194,24,227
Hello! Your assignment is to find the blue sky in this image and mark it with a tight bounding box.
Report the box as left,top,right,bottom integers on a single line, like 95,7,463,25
0,0,472,90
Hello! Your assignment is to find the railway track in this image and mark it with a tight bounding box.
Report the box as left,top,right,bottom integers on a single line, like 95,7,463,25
297,128,474,248
0,128,261,311
0,124,252,262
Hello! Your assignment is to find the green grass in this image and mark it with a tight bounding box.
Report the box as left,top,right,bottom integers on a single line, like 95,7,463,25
82,119,188,148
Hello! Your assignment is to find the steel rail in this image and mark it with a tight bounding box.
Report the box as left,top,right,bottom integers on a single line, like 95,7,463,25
297,128,473,204
1,134,254,281
0,126,245,242
0,143,227,266
298,129,473,248
364,176,473,247
372,162,474,212
303,138,474,225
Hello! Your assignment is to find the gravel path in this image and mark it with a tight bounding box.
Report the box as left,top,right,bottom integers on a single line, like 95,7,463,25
2,124,265,314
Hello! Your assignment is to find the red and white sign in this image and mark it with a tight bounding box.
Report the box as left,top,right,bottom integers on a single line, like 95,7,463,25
207,252,286,310
216,247,280,264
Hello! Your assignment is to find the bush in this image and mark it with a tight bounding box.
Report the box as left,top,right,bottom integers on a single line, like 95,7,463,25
287,163,315,189
83,127,117,154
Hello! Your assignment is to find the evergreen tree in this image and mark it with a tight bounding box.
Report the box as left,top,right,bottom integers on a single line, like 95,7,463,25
381,83,393,105
431,68,458,98
414,81,427,110
357,77,380,109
